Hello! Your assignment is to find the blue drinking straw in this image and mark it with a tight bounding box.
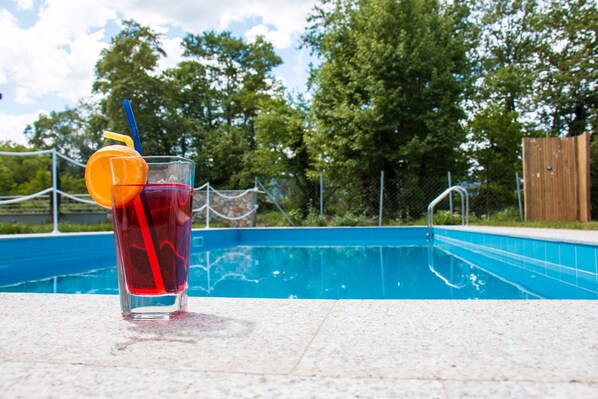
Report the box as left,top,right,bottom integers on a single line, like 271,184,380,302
121,99,164,291
123,99,143,155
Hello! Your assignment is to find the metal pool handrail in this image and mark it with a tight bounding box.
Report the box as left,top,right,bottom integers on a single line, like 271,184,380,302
427,186,469,239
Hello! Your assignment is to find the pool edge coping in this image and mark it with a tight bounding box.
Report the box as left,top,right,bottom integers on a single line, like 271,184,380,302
1,225,596,246
439,225,598,246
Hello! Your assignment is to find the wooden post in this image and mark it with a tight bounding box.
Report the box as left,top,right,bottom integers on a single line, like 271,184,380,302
576,132,591,222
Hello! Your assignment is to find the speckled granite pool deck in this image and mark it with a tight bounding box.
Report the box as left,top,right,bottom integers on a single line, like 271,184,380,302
1,226,598,398
1,294,597,398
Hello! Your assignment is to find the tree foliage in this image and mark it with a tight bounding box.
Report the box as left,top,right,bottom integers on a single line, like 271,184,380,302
0,141,51,196
467,0,596,213
24,101,104,162
468,0,542,201
6,1,596,221
177,31,283,186
303,0,473,212
252,92,314,210
93,20,174,155
535,0,597,137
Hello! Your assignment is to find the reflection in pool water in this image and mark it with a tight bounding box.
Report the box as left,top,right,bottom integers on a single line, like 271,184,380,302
187,245,536,299
3,244,596,299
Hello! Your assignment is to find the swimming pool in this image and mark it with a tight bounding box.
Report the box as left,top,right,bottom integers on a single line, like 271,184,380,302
1,227,597,299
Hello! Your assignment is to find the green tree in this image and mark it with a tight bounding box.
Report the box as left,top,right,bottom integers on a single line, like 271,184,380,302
22,102,103,195
474,0,540,116
252,92,314,210
179,31,283,186
0,141,52,196
162,60,210,159
252,93,310,181
535,0,597,137
93,20,174,155
468,0,542,213
304,0,473,215
23,100,105,162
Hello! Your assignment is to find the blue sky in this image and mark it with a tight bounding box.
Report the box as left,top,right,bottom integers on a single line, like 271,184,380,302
0,0,318,144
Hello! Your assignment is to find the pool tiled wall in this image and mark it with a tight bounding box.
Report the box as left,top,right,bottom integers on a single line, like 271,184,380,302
237,227,426,246
434,228,598,298
0,233,115,285
190,227,427,249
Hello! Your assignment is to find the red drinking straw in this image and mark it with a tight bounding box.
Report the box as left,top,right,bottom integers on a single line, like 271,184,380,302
133,195,165,293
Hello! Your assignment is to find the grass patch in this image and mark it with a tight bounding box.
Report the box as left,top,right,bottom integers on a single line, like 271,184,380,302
0,222,113,234
192,220,228,228
1,214,598,234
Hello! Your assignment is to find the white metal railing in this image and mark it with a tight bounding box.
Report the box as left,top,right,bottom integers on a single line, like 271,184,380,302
0,149,296,233
427,185,469,239
0,188,54,205
0,193,100,213
0,149,100,233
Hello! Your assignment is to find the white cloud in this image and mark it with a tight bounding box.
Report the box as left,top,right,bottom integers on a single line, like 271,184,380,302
0,110,46,144
15,87,35,105
14,0,34,11
293,48,312,80
0,0,317,139
245,24,292,49
158,37,184,72
245,24,270,40
0,0,316,106
110,0,315,50
0,3,115,105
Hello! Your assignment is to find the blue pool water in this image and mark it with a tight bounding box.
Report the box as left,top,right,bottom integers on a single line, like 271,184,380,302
187,245,535,299
0,227,597,299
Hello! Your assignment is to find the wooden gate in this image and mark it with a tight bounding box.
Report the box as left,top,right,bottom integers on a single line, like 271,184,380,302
522,132,591,222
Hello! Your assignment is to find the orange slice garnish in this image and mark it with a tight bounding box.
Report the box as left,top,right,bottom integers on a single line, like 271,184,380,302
85,145,148,208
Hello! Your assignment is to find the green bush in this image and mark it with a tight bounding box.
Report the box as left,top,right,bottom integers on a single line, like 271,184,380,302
302,208,327,226
0,223,51,234
386,216,421,226
286,209,304,226
192,219,229,228
330,212,376,226
255,211,291,227
431,210,461,225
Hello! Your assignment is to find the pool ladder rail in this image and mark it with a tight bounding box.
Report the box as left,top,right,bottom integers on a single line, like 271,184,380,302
427,185,469,239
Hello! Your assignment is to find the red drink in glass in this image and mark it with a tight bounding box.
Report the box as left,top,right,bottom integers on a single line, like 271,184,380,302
113,183,193,295
111,155,195,320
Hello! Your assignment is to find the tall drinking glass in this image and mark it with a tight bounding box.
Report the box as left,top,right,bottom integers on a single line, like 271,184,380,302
110,156,195,320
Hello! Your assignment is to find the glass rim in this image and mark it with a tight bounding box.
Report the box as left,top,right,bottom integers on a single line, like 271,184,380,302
110,155,194,164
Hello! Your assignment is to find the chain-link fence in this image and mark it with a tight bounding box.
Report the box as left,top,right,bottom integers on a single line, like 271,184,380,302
255,171,524,227
0,145,524,228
